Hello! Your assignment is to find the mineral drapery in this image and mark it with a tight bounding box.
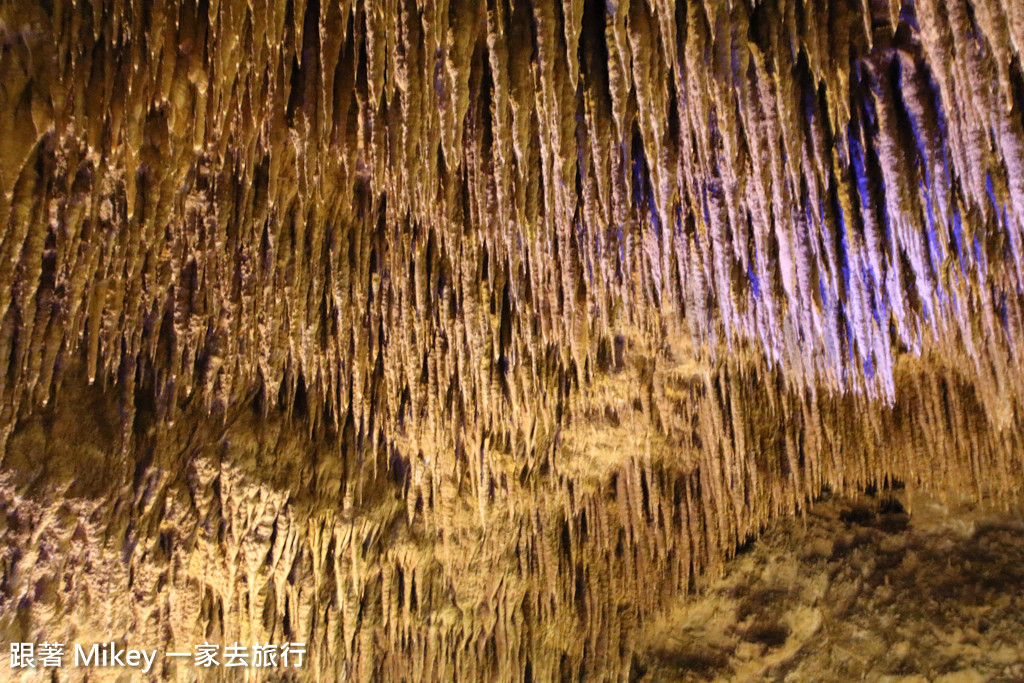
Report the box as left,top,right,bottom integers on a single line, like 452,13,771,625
0,0,1022,679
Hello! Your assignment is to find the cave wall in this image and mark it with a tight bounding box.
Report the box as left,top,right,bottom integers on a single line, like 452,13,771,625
1,0,1023,680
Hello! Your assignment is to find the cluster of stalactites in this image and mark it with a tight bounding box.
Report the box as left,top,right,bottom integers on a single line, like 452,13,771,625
3,348,1019,683
2,1,1024,680
1,0,1023,447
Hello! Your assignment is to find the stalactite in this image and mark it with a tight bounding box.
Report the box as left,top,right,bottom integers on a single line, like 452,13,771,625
1,0,1023,680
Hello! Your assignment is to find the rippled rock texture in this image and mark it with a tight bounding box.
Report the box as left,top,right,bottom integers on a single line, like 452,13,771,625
0,0,1022,680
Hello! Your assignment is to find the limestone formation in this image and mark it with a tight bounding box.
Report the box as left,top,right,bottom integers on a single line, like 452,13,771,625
0,0,1022,679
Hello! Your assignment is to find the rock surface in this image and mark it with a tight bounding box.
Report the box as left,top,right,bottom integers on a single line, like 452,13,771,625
0,0,1022,680
634,491,1024,682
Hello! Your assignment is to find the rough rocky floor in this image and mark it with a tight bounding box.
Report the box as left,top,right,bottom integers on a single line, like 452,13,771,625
632,489,1024,683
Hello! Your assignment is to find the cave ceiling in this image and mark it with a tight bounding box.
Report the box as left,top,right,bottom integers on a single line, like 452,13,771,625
0,0,1022,679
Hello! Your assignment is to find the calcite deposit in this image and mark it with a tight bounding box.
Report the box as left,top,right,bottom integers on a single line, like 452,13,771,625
0,0,1022,680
